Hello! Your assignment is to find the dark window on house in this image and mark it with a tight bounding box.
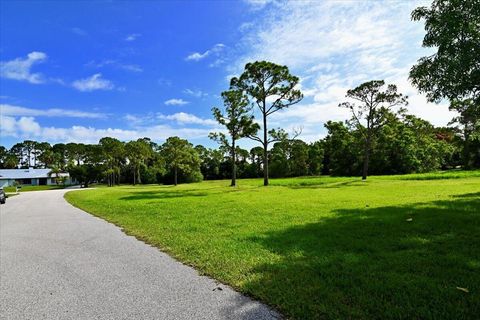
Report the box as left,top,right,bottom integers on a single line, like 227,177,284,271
16,179,32,185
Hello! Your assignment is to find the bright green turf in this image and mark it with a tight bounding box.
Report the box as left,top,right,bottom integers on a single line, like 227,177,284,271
2,185,66,192
65,172,480,319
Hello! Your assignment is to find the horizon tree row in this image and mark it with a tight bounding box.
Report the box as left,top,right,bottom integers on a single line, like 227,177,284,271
0,102,473,186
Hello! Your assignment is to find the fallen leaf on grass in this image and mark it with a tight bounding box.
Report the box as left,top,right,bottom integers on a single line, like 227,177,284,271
456,287,469,293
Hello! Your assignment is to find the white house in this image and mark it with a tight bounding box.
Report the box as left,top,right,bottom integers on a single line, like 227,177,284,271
0,168,75,188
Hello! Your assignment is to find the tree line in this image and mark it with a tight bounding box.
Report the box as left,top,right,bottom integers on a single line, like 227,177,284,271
0,0,478,186
0,100,475,187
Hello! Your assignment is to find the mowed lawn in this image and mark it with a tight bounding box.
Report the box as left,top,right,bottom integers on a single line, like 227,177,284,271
65,172,480,319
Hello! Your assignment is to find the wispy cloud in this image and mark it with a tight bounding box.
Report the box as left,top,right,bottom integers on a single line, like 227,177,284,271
86,59,143,73
185,43,225,62
0,51,47,84
0,104,107,119
183,88,207,98
157,78,172,87
164,98,189,106
72,73,114,92
71,27,87,36
1,115,212,144
120,64,143,72
233,0,454,138
157,112,216,126
125,33,141,41
243,0,276,10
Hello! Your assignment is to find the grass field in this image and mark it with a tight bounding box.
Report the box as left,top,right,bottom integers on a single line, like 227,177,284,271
3,185,66,193
65,172,480,319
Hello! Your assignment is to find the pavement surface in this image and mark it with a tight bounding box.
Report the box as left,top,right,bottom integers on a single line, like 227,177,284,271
0,189,280,320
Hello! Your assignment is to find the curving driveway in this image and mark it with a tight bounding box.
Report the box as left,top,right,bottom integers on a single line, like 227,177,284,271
0,189,280,320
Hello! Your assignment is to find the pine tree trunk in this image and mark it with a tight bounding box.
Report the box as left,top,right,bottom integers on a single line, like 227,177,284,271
362,137,370,180
231,139,236,187
174,165,178,186
263,112,269,186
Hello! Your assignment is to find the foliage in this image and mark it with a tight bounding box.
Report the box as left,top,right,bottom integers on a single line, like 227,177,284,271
323,111,456,176
233,61,303,185
68,164,103,188
125,138,153,185
339,80,408,179
410,0,480,105
210,89,258,186
449,99,480,168
160,136,202,186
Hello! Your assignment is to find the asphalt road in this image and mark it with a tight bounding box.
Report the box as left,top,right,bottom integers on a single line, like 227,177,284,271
0,189,280,320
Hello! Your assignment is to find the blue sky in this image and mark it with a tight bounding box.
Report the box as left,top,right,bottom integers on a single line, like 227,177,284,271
0,0,454,148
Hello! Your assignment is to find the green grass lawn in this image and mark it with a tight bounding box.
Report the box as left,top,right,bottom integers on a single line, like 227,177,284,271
3,185,66,193
65,172,480,319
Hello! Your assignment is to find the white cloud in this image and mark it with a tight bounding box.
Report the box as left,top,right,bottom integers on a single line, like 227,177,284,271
185,43,225,61
72,27,87,36
0,104,106,119
183,88,207,98
86,60,143,73
164,98,189,106
157,78,172,86
72,73,114,92
0,115,212,144
0,51,47,84
1,116,41,137
233,0,455,137
125,33,141,41
120,64,143,72
157,112,216,126
243,0,276,10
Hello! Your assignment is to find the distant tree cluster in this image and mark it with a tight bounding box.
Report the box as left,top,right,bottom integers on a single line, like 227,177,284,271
0,105,468,187
0,138,201,187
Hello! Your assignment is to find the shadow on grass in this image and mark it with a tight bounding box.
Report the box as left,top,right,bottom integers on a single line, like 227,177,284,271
243,193,480,319
270,178,364,190
119,190,209,201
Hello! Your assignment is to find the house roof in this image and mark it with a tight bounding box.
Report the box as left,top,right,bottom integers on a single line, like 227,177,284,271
0,168,66,179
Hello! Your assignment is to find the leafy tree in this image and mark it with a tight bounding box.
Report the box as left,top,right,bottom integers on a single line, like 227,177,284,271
449,99,480,168
410,0,480,169
0,146,18,168
48,165,62,185
10,143,26,168
23,140,37,167
68,164,102,188
233,61,303,185
37,148,56,168
125,138,153,185
339,80,407,179
160,137,202,186
195,145,224,180
65,143,86,166
35,142,53,168
410,0,480,105
248,146,264,178
210,89,258,186
99,137,125,186
323,121,361,176
270,138,309,178
307,141,324,176
52,143,68,168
